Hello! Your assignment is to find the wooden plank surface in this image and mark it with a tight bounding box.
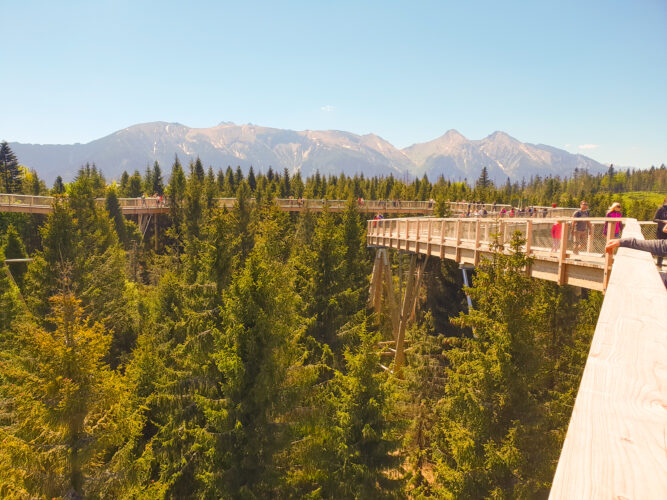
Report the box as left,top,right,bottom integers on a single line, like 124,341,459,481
550,219,667,499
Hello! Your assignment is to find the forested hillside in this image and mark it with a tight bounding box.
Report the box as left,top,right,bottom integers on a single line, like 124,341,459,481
0,148,664,498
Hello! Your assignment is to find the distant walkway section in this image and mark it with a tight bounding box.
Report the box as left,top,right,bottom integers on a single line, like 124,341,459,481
0,193,576,217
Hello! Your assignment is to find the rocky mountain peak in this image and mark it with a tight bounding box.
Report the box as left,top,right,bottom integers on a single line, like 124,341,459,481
8,122,608,184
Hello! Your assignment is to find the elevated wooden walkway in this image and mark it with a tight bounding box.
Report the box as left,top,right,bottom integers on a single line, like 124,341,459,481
367,217,666,498
0,193,576,217
366,216,650,291
1,194,436,215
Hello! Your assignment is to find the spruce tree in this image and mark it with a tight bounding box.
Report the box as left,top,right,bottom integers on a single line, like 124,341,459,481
119,171,130,197
297,207,345,345
0,291,141,498
476,166,491,189
224,166,235,195
199,221,305,496
431,233,597,498
234,181,255,264
143,165,154,194
247,165,257,191
0,247,22,331
24,185,138,365
205,166,218,208
166,156,187,244
183,162,204,241
0,141,21,193
52,175,66,194
23,169,46,195
128,170,143,197
105,188,128,245
281,167,291,197
289,324,403,498
2,224,28,290
152,160,164,195
194,156,205,182
233,165,244,185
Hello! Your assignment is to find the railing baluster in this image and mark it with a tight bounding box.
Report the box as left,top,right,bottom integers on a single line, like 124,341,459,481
525,220,533,256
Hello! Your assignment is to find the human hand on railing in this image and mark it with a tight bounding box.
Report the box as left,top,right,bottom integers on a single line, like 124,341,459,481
605,239,621,253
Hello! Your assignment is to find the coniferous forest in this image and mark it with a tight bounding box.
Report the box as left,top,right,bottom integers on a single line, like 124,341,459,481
1,147,665,498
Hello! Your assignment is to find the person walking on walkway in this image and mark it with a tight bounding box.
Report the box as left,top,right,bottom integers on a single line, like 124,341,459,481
572,200,592,255
603,202,623,238
551,221,562,252
653,196,667,268
606,237,667,287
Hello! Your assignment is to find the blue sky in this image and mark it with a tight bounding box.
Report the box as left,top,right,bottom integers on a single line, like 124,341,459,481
1,0,666,169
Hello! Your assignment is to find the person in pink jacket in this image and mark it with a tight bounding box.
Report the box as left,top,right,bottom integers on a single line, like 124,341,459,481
603,202,623,238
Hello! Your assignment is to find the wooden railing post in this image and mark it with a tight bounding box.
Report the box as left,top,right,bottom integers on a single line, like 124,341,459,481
525,220,533,255
427,219,433,256
558,221,569,285
587,221,594,253
440,219,446,258
603,221,614,291
525,220,533,276
474,218,481,265
455,219,462,263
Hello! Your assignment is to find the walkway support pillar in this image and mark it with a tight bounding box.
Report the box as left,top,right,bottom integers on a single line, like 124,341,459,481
558,221,569,285
394,254,428,374
368,251,384,313
382,250,399,338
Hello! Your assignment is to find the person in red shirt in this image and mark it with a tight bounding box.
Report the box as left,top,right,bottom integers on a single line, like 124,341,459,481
551,221,562,252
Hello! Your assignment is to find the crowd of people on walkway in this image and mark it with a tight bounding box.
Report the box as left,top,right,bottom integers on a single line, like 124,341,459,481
140,193,164,207
606,196,667,277
460,201,559,218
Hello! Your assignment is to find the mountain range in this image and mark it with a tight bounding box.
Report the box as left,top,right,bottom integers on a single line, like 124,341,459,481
9,122,608,184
